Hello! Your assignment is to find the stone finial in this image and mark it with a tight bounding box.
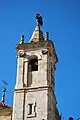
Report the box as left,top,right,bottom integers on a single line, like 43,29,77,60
20,35,24,44
29,26,44,42
45,32,49,40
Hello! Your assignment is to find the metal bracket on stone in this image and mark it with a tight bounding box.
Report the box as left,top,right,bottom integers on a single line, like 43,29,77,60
42,49,48,54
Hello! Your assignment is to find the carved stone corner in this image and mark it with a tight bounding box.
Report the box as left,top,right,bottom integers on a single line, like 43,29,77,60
38,54,42,60
18,51,25,57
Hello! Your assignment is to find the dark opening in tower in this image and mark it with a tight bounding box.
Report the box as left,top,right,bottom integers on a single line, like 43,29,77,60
28,57,38,71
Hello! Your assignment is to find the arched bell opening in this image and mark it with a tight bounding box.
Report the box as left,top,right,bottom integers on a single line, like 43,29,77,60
27,55,38,87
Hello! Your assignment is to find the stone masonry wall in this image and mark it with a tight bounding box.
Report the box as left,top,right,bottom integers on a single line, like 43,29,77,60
0,109,12,120
0,115,11,120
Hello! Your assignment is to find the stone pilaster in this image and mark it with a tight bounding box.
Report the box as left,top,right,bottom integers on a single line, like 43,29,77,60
15,57,24,89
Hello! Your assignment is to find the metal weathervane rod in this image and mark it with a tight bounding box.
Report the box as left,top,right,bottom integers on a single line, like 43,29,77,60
1,80,8,103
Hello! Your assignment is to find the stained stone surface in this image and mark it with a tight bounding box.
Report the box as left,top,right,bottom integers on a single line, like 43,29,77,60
0,107,12,120
0,116,11,120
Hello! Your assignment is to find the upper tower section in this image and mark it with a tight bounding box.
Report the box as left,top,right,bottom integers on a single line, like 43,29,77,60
14,13,58,89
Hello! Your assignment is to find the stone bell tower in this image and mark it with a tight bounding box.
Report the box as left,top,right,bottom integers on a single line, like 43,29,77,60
12,13,59,120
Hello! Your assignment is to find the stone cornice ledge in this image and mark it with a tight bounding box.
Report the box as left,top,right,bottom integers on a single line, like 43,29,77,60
14,85,50,92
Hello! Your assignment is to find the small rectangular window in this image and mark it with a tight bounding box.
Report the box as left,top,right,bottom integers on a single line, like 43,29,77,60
27,102,36,118
28,104,33,115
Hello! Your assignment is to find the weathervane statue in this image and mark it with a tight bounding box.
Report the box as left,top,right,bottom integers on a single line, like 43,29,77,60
35,13,43,27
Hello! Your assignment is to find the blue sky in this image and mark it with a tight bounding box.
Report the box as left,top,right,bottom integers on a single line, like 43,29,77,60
0,0,80,119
